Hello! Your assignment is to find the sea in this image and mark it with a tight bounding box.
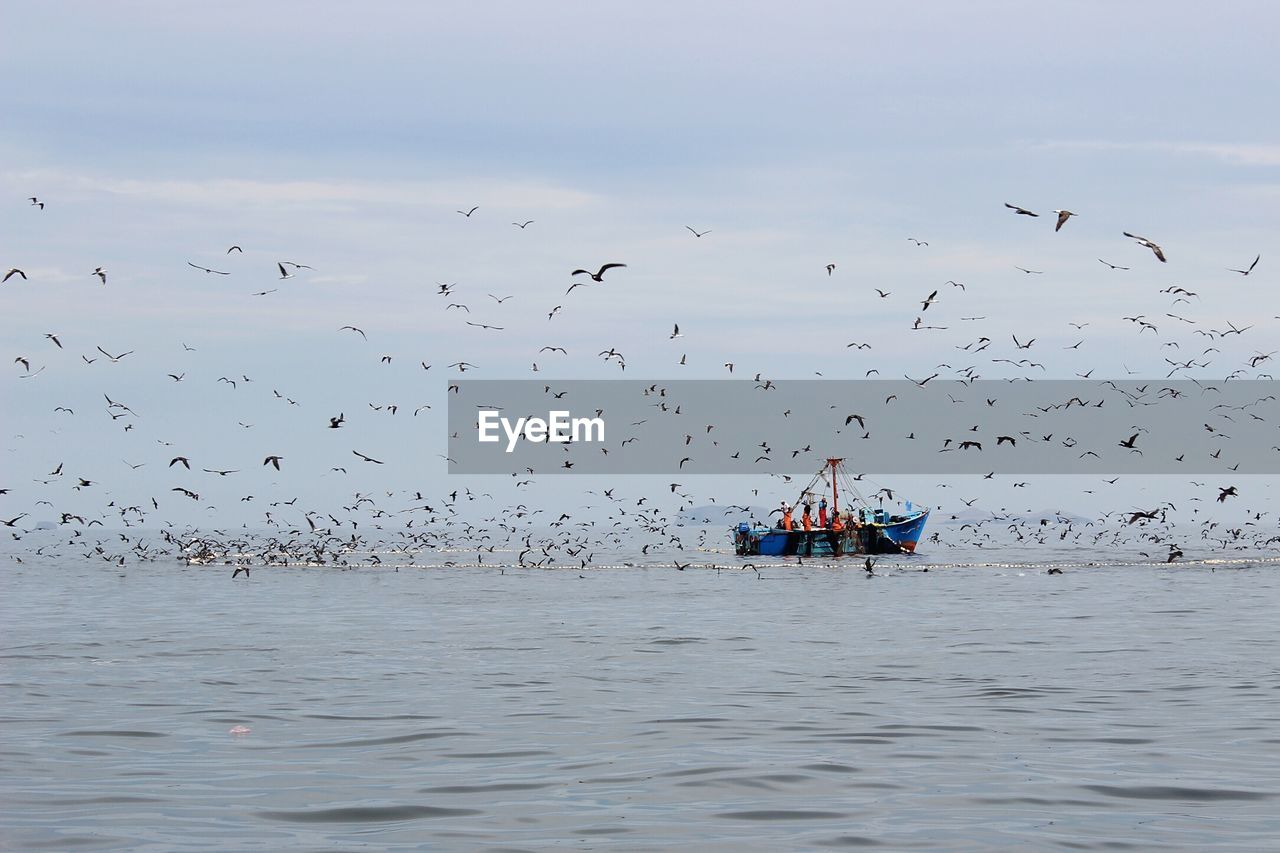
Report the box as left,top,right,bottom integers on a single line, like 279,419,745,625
3,531,1279,850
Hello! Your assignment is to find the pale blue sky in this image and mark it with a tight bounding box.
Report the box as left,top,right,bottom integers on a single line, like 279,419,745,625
2,1,1277,528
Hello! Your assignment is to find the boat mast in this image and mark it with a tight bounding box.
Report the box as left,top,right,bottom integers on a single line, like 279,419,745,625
827,457,842,514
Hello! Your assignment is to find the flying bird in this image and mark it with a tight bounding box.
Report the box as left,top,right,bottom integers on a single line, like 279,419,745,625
1098,259,1130,270
1004,203,1039,217
1228,254,1260,276
95,346,133,362
338,326,367,340
263,455,283,470
3,268,27,282
685,226,711,238
353,450,384,464
93,268,107,284
1123,232,1167,263
571,263,626,282
457,206,479,217
1052,210,1076,231
187,262,230,275
512,220,534,229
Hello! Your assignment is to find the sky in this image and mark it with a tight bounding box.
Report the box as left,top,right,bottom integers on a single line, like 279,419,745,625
2,1,1278,529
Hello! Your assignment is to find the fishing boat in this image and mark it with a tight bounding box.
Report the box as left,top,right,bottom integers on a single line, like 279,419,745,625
731,458,929,557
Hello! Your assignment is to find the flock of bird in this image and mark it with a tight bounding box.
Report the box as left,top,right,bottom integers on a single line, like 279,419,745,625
4,194,1277,576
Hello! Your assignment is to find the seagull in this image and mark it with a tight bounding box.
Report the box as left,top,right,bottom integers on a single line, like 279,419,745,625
1098,259,1130,270
93,267,107,284
263,455,283,470
921,289,938,311
685,226,710,238
826,264,836,276
512,220,534,229
353,450,384,464
29,197,43,209
1052,210,1076,232
227,245,243,253
1004,203,1038,217
338,326,367,340
45,333,62,348
466,321,504,331
3,268,27,282
95,346,133,362
571,263,626,282
457,206,479,217
328,414,345,429
202,468,239,476
1123,232,1167,263
488,294,514,303
281,261,313,270
187,262,230,275
277,262,293,279
907,237,928,246
1228,254,1260,276
670,323,682,339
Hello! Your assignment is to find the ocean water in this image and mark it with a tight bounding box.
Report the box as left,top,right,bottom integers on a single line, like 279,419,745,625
3,538,1279,850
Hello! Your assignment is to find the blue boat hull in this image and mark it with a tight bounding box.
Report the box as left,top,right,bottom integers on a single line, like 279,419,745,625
735,510,929,557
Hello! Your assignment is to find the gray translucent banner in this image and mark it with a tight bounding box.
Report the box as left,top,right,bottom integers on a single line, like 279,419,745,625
447,380,1280,475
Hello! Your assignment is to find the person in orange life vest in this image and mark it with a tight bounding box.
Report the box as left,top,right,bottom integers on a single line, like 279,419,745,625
831,510,844,532
781,505,793,531
818,497,828,527
801,506,813,532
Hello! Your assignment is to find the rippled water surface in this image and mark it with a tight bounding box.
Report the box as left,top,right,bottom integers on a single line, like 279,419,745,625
4,541,1280,849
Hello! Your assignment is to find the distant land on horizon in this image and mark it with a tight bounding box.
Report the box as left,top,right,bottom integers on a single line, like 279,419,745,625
677,504,1092,526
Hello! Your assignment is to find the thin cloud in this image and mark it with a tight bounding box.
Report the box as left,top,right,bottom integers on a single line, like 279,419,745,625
1036,140,1280,167
0,169,602,212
